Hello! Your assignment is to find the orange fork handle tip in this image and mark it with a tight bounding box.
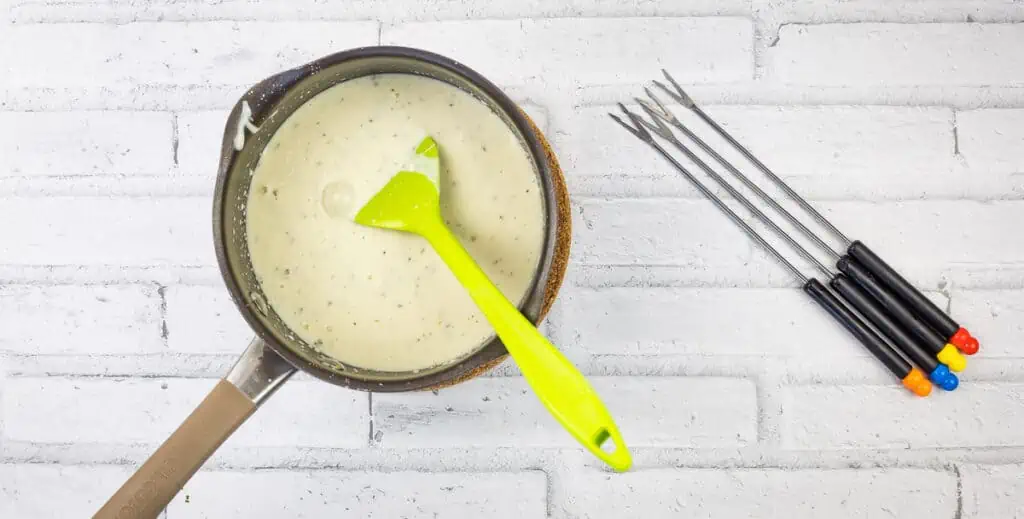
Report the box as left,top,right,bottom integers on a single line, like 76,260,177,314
902,368,933,397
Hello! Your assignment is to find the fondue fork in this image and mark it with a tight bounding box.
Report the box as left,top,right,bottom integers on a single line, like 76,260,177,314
610,106,942,396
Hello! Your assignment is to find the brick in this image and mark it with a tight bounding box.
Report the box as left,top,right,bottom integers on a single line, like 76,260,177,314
0,464,133,518
560,286,932,357
0,111,173,177
0,284,162,355
766,23,1024,86
373,376,756,448
782,383,1024,449
561,468,956,518
166,285,253,354
177,110,229,177
749,201,1024,285
960,464,1024,519
558,105,955,182
2,377,368,448
958,109,1024,173
170,470,545,518
0,22,379,90
383,18,753,89
572,199,753,267
9,0,739,23
0,196,212,267
949,290,1024,358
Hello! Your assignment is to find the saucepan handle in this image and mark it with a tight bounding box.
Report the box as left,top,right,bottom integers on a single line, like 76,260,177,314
93,338,295,519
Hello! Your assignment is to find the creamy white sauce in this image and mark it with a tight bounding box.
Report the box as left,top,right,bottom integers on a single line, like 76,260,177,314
246,74,545,372
233,100,259,151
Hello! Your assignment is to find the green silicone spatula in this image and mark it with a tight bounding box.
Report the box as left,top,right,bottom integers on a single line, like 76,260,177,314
353,136,632,472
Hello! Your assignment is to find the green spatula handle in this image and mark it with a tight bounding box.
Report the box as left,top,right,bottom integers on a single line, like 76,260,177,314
422,220,632,472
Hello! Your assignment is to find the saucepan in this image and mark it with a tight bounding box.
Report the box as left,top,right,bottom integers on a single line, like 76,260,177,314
94,46,572,518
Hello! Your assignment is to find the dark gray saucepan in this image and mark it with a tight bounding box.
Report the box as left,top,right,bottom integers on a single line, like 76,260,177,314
94,46,571,519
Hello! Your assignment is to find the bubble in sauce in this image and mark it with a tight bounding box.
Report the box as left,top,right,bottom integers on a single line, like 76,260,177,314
321,180,355,218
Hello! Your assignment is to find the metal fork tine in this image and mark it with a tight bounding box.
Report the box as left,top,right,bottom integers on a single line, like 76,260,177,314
633,98,675,141
659,69,696,109
607,112,650,142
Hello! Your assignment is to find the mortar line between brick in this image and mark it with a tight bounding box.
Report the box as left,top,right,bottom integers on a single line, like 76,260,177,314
170,113,179,167
544,465,561,519
952,110,961,157
157,284,169,348
953,464,964,519
368,392,375,446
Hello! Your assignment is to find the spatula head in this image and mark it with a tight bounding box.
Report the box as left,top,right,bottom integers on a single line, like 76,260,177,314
353,136,442,234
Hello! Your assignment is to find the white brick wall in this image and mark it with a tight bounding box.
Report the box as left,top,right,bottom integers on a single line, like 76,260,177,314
949,289,1024,357
957,109,1024,172
3,377,368,448
960,464,1024,519
782,383,1024,449
0,196,213,266
0,111,173,177
171,470,547,518
382,18,753,92
572,199,754,266
0,464,135,518
560,468,958,518
176,110,230,178
0,284,162,355
766,23,1024,86
165,285,253,353
373,376,756,448
0,22,379,90
3,1,1024,518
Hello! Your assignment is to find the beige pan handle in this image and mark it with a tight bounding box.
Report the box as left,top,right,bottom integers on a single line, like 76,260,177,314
94,338,295,519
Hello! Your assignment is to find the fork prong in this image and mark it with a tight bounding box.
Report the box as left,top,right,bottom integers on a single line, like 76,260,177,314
633,98,676,141
642,87,679,124
619,103,665,142
607,112,651,142
655,70,696,109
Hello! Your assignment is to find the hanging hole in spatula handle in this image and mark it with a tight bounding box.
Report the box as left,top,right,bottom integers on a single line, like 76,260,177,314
593,425,631,470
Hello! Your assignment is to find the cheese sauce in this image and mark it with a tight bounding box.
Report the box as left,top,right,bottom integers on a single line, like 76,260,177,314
246,74,545,372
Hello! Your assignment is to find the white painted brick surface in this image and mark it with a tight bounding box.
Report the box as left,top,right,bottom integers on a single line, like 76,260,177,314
0,284,162,355
176,110,230,177
0,21,379,93
560,104,954,178
374,376,756,448
572,199,753,267
958,109,1024,173
782,383,1024,449
165,285,253,354
560,468,957,518
960,464,1024,519
2,377,368,448
767,23,1024,86
383,18,753,90
0,196,212,266
745,201,1024,284
561,286,938,357
0,464,133,519
0,111,173,177
9,0,740,23
950,289,1023,357
170,470,547,518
